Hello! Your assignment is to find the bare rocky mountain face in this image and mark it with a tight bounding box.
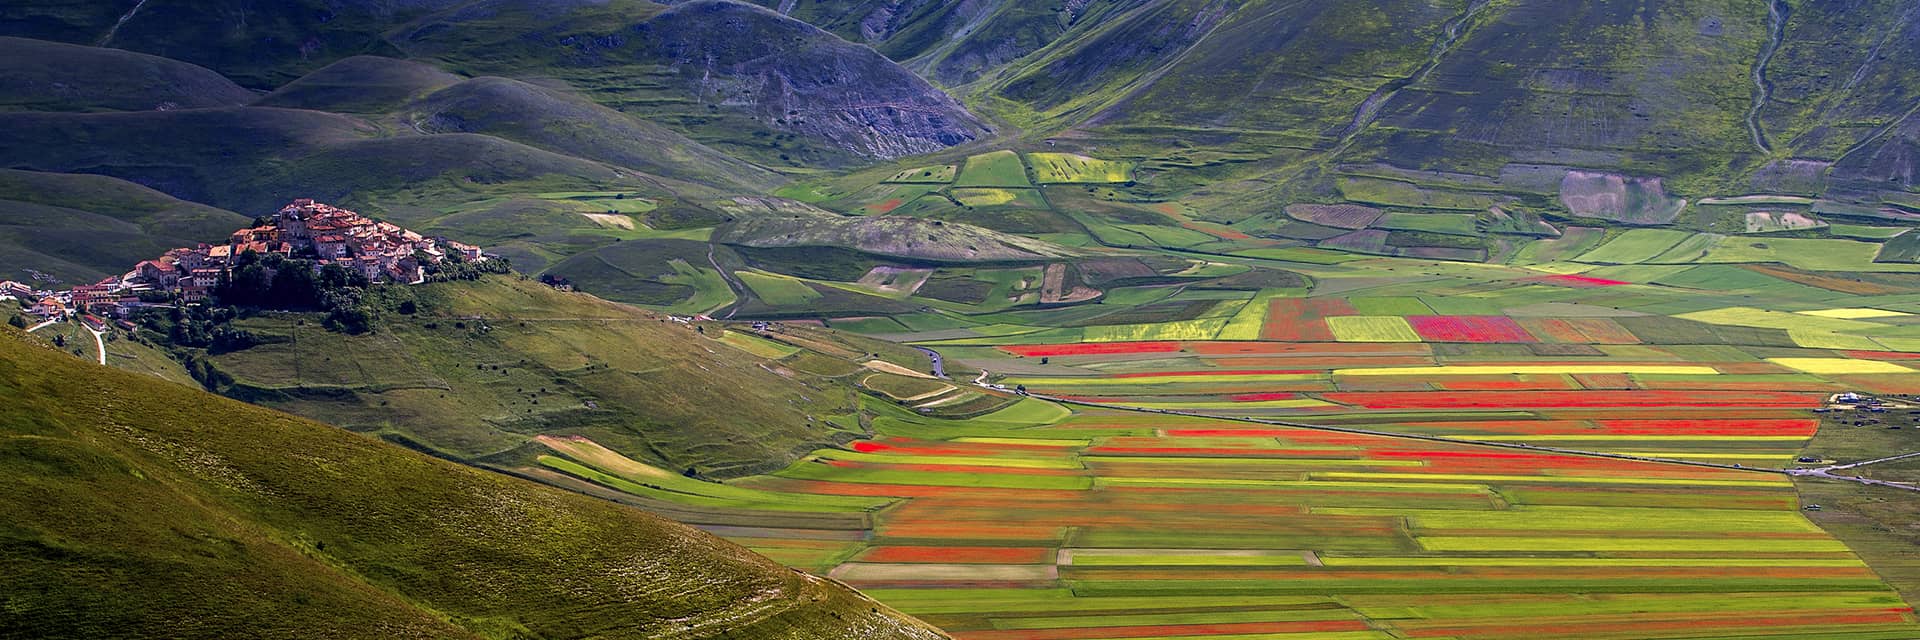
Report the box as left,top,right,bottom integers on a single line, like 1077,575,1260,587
632,1,990,159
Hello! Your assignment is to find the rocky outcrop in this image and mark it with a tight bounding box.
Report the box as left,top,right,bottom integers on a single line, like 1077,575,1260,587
639,1,989,159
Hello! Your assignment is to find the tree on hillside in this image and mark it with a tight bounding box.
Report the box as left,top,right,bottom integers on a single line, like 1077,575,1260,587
7,315,25,329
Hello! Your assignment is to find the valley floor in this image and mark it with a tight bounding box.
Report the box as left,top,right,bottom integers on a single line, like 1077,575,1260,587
516,252,1920,640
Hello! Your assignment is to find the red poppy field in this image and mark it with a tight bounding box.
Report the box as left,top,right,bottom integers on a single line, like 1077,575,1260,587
541,268,1920,639
690,404,1916,639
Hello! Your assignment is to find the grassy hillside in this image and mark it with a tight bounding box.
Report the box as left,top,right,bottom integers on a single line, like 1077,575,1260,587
254,55,465,114
6,0,1917,255
752,0,1920,248
193,276,901,477
0,105,663,212
403,76,786,192
0,327,947,639
0,169,250,283
0,36,255,112
0,0,458,87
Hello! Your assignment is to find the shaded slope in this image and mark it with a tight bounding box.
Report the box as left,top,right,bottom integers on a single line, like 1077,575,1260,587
0,36,254,112
255,55,465,114
0,169,248,241
1760,0,1920,161
0,0,465,87
1,1,990,164
752,0,1121,86
0,106,373,207
991,0,1225,127
0,327,948,639
404,76,786,192
0,169,250,283
1350,1,1765,180
0,106,649,215
397,0,989,163
3,0,990,162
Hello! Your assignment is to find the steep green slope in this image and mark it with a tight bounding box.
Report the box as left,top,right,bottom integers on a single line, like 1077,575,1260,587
0,326,944,634
1760,1,1920,177
0,169,250,283
821,0,1914,230
0,328,947,639
1345,2,1761,187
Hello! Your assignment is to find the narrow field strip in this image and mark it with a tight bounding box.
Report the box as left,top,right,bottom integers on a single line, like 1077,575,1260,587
1334,364,1718,376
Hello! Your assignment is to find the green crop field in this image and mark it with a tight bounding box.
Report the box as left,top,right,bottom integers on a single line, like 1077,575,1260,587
955,150,1033,187
450,244,1920,639
1574,229,1696,264
1697,237,1920,272
737,270,824,305
68,244,1920,638
1377,212,1478,235
1830,224,1909,240
951,187,1048,208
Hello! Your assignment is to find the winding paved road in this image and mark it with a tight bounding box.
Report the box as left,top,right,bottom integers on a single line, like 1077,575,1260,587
24,319,107,365
913,346,946,379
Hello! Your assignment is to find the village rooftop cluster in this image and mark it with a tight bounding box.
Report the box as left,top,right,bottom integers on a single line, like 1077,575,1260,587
4,199,483,326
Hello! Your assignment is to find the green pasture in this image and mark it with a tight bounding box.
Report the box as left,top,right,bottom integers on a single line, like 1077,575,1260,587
1574,229,1695,264
736,270,823,305
955,150,1032,187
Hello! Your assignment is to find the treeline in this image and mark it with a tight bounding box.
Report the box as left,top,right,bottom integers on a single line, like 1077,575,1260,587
204,251,511,334
134,251,513,354
212,252,377,333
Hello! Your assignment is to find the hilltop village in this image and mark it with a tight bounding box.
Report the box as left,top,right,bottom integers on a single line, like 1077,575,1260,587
4,199,484,326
